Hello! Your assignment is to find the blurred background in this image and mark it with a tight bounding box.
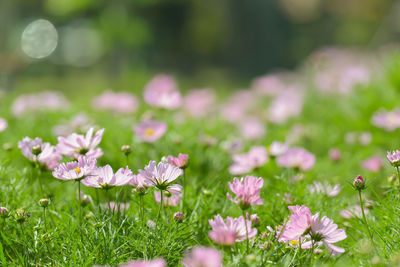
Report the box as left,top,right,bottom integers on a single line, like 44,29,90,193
0,0,399,91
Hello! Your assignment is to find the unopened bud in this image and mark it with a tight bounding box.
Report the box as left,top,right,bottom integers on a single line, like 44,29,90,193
121,145,131,155
39,198,50,208
15,209,30,224
353,175,365,190
0,207,9,218
250,214,260,227
174,212,184,223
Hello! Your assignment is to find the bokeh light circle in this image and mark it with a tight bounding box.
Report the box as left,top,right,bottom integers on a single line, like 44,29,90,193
21,19,58,59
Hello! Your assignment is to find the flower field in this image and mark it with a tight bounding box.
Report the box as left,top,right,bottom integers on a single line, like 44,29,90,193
1,47,400,266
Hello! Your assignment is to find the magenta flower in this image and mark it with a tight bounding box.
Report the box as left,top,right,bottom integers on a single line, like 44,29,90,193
361,155,382,172
53,156,97,181
168,153,189,169
92,90,139,114
0,118,7,132
371,109,400,132
268,141,289,157
119,258,166,267
308,181,341,197
229,146,268,175
154,186,182,207
387,150,400,167
227,176,264,209
143,75,182,109
182,246,222,267
139,161,183,190
18,137,61,170
184,89,216,118
352,175,365,190
56,127,104,159
81,165,134,189
208,215,257,246
134,120,167,143
276,147,315,171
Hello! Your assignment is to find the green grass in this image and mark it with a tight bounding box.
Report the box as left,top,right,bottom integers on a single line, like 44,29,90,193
1,54,400,266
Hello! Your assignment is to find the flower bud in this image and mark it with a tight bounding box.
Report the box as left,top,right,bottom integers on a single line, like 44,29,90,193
2,143,12,151
174,212,184,223
250,214,260,227
32,145,42,156
353,175,365,190
15,209,30,224
0,207,10,218
121,145,131,156
147,219,156,229
39,198,50,208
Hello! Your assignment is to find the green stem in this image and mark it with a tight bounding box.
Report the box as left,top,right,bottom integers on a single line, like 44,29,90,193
358,190,373,241
396,167,400,182
242,210,249,254
139,194,144,227
43,207,47,231
181,171,186,211
156,190,164,223
78,182,82,225
96,188,101,214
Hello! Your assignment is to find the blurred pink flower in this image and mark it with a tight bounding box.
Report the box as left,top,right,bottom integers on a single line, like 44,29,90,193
139,161,183,190
268,88,303,124
372,109,400,132
340,205,369,219
276,147,315,171
251,74,285,96
182,246,222,267
184,89,216,118
0,118,7,132
359,132,372,146
12,91,69,117
134,120,167,143
268,141,289,157
154,188,182,207
229,146,268,175
52,113,92,136
238,117,266,140
361,155,382,172
227,176,264,209
308,181,341,197
57,127,104,159
119,258,166,267
93,90,139,114
53,156,96,181
105,202,130,212
220,138,244,153
18,137,61,170
387,150,400,167
329,148,341,162
208,215,257,245
168,153,189,169
81,165,133,189
143,75,182,109
220,90,255,122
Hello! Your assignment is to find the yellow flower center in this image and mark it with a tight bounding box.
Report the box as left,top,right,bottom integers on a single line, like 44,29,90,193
290,240,299,246
74,167,81,174
145,128,155,136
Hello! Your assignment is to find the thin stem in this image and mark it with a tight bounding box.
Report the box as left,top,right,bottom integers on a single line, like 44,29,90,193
78,182,82,225
43,207,47,231
35,164,44,196
96,188,101,214
242,210,249,254
396,167,400,181
156,190,164,223
358,190,373,241
181,171,186,211
139,194,144,227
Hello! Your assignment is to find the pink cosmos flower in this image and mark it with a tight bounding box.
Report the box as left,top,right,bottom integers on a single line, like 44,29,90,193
301,214,347,256
229,146,268,175
340,205,370,219
119,258,166,267
143,75,182,109
371,109,400,131
308,181,341,197
53,156,96,181
276,147,315,171
12,91,69,117
387,150,400,167
134,120,167,143
251,74,285,96
129,173,152,190
0,118,7,132
329,148,341,162
361,156,382,172
57,127,104,159
238,117,266,140
106,202,130,212
220,90,256,122
52,113,92,136
139,161,183,190
267,88,303,124
92,90,139,114
268,141,289,157
154,187,182,207
168,153,189,169
81,165,134,189
18,137,61,170
227,176,264,209
208,215,257,246
182,246,222,267
184,89,216,118
279,205,313,242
